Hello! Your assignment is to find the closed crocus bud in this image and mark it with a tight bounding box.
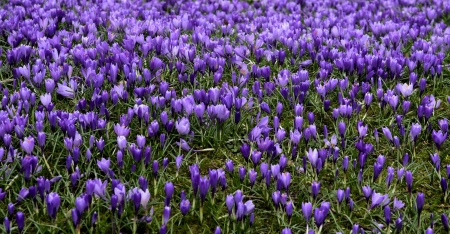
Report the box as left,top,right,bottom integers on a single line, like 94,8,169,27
163,157,169,169
163,206,171,225
441,177,448,193
286,201,293,219
110,195,118,212
395,214,403,232
239,166,246,182
160,225,167,234
302,202,312,222
46,192,61,219
338,122,346,137
4,216,10,233
164,182,174,206
180,199,190,215
7,203,14,216
72,208,79,226
225,160,234,173
91,212,98,227
152,160,159,178
37,132,46,149
214,226,221,234
416,193,425,217
352,224,359,234
312,181,320,198
16,212,24,233
419,78,426,94
240,143,251,161
226,194,234,215
384,205,391,224
442,213,449,231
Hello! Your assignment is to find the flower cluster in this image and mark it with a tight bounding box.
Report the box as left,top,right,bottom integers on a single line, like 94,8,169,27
0,0,449,233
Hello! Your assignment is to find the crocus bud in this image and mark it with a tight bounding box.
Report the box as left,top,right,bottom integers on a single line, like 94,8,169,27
16,212,24,233
4,217,10,234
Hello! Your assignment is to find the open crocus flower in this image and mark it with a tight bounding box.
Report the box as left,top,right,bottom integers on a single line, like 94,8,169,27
40,93,52,108
56,83,74,98
397,83,414,98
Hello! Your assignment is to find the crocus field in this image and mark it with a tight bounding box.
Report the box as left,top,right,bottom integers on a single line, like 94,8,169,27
1,0,450,233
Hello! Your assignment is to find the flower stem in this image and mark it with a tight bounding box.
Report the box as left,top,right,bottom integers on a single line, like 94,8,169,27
133,215,137,234
200,205,203,224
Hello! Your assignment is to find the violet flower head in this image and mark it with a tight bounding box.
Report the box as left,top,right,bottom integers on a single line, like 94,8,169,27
314,202,330,228
16,212,24,233
180,199,190,215
97,158,110,175
397,83,413,98
21,136,34,155
432,130,447,150
176,117,190,135
46,192,61,219
199,176,210,205
416,192,425,216
302,202,312,222
410,123,422,142
56,83,74,98
370,191,387,209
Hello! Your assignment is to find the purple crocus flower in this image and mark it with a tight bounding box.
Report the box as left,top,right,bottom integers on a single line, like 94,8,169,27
72,208,80,226
239,166,246,182
4,217,9,234
382,127,393,143
225,160,234,173
307,148,319,169
442,214,449,231
40,93,52,109
397,83,413,98
337,189,345,204
311,181,320,198
56,83,74,98
432,130,447,150
226,194,234,215
180,199,190,215
139,188,151,210
410,123,422,143
163,206,171,225
405,171,413,193
7,203,14,216
20,136,34,155
384,205,391,224
370,192,387,209
176,117,190,135
96,158,110,175
395,214,403,232
416,192,425,217
164,182,174,206
314,202,330,228
16,212,24,233
46,192,61,219
393,198,405,210
199,176,210,205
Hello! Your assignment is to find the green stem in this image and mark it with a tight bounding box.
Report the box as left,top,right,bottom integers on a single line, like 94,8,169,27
133,215,137,234
317,225,323,234
200,205,203,224
154,178,157,196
